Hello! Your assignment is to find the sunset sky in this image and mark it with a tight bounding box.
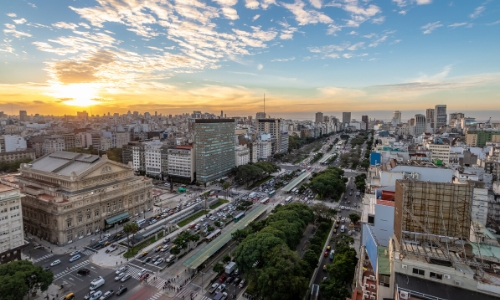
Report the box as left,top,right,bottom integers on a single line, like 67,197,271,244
1,0,499,120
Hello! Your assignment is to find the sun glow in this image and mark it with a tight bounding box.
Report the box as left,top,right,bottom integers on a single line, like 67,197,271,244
48,83,102,107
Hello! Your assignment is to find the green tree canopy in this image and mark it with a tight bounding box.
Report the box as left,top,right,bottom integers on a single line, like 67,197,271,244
0,260,53,300
349,213,360,224
123,222,140,246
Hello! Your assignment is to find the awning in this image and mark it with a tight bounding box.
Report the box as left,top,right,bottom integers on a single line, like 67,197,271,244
105,212,129,225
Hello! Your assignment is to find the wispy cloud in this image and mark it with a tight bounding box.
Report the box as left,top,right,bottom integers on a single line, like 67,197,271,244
448,22,467,28
52,22,79,30
257,63,263,70
487,20,500,26
13,18,27,24
281,0,332,26
271,57,295,62
6,13,17,17
252,14,260,21
421,21,442,34
470,5,485,19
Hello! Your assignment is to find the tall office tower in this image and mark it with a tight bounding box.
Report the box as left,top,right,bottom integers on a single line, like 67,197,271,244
362,115,368,130
434,104,447,130
19,110,27,122
425,108,435,129
256,118,283,154
256,112,266,119
342,112,351,124
77,111,89,119
315,112,323,123
414,114,426,136
220,110,223,118
392,111,402,124
323,116,330,122
195,119,235,184
0,184,25,264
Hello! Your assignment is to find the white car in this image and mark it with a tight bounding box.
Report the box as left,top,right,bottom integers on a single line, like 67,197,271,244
70,250,81,256
50,259,61,267
70,254,81,262
115,272,126,281
88,290,102,300
138,269,147,277
154,258,164,265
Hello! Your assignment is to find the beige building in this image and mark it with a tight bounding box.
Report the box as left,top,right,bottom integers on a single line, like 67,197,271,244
0,184,26,264
19,151,153,246
426,143,451,165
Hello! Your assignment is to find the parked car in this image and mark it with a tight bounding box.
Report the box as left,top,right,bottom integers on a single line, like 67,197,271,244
142,257,151,264
154,258,164,265
33,244,43,249
219,275,226,283
238,280,245,288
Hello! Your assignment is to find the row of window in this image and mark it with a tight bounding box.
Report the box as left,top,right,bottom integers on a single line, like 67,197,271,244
412,268,443,280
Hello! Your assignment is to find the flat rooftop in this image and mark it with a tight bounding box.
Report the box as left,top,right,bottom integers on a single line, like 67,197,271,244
0,183,16,193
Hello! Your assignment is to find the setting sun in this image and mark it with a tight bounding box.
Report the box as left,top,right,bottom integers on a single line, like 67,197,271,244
48,83,102,107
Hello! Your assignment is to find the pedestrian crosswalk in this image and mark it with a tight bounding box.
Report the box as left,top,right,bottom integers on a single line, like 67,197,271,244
126,265,167,289
33,253,54,263
148,291,165,300
81,249,95,256
53,260,90,280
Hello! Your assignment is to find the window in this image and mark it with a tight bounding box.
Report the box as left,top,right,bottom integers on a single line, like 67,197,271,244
412,268,425,276
430,272,443,280
67,219,72,228
95,209,99,217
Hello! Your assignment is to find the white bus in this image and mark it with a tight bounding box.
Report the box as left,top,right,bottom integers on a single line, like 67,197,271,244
259,197,270,204
90,276,105,290
291,188,297,194
285,196,292,203
136,219,146,227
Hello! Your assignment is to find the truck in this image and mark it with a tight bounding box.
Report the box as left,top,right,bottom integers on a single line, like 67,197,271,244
89,276,105,290
225,262,236,274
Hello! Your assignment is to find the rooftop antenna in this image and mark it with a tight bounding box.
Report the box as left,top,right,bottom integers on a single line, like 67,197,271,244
264,93,266,117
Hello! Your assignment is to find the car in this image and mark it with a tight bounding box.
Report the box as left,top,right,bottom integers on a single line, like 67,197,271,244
234,268,239,275
99,290,114,300
140,273,150,281
138,251,148,258
217,284,227,292
86,290,102,300
233,277,241,285
115,266,129,274
226,277,234,284
70,250,81,256
160,245,169,252
166,255,176,262
142,257,151,264
238,280,245,288
116,285,128,296
43,266,51,271
151,255,160,262
50,259,61,267
70,254,81,262
33,244,43,249
115,272,126,281
324,251,329,257
64,292,75,300
326,245,331,251
323,265,327,271
219,275,226,283
77,268,91,276
138,269,147,277
120,274,132,282
154,258,164,265
155,246,163,252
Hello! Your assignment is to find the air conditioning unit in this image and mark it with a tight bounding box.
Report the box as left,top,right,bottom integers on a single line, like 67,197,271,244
363,293,369,299
454,280,462,286
370,284,376,289
399,291,409,299
365,283,370,288
370,296,376,300
444,274,451,279
369,275,376,280
402,264,408,269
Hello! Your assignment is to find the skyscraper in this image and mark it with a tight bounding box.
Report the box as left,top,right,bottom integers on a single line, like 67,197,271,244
256,112,266,119
195,119,235,184
19,110,27,122
342,112,351,124
425,108,435,129
414,114,426,136
392,111,402,124
256,118,283,154
434,105,447,130
361,115,368,130
315,112,323,123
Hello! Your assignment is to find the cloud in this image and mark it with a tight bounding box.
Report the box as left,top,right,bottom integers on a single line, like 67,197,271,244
52,22,79,30
371,16,385,24
281,0,333,26
470,6,485,19
13,18,27,24
245,0,260,9
327,24,341,35
369,35,387,47
277,21,298,39
487,20,500,26
257,64,263,70
3,24,32,39
343,53,352,58
448,22,467,28
271,57,295,62
347,42,364,51
309,0,322,9
33,100,44,104
393,0,432,7
421,21,442,34
7,13,17,17
213,0,238,6
79,22,91,29
49,50,115,84
221,7,239,20
252,14,260,21
318,86,366,98
415,0,432,4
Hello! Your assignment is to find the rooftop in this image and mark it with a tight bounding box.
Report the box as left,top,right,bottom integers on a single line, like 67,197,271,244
0,183,15,193
377,246,390,275
29,151,101,177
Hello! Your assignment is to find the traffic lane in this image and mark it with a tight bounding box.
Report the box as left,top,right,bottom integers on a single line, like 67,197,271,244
72,268,141,300
123,285,158,300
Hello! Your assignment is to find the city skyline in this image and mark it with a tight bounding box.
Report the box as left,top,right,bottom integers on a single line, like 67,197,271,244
1,1,500,116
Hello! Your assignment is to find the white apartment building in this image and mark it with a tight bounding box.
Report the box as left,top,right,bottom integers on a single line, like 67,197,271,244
235,145,250,167
144,140,162,176
0,184,25,263
42,136,65,155
426,143,451,164
167,146,195,182
256,139,272,160
4,135,27,152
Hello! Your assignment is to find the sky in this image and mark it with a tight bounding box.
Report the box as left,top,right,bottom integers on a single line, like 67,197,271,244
1,0,500,121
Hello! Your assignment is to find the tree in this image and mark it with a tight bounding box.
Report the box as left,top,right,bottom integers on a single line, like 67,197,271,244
222,254,231,264
349,213,360,224
302,249,319,270
311,203,336,221
221,181,231,199
0,260,53,300
320,277,350,300
213,262,224,274
123,222,140,246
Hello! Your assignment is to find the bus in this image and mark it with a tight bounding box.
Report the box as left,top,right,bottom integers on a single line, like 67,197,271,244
234,212,245,223
285,196,292,203
291,188,298,194
135,219,146,227
206,229,221,242
259,197,270,204
310,284,319,300
268,190,276,197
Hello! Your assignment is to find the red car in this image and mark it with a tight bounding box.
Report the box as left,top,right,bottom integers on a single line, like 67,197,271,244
140,273,150,281
324,251,329,257
219,275,226,283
